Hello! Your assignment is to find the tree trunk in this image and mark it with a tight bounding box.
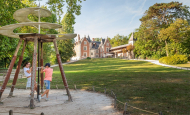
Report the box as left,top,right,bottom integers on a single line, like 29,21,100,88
165,40,169,57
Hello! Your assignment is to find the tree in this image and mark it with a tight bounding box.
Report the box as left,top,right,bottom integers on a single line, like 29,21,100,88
122,48,127,57
109,34,128,47
159,18,190,55
58,14,75,62
127,44,135,59
140,1,190,56
56,0,85,62
0,0,26,68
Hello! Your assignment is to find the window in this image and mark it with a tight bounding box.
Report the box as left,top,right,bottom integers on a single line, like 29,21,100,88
91,52,93,55
96,50,98,53
84,46,87,50
106,48,109,52
107,43,109,46
100,48,102,52
84,41,87,45
84,52,87,57
96,55,98,57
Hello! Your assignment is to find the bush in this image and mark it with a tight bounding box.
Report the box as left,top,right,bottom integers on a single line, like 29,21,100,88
187,54,190,61
86,57,91,59
159,55,188,65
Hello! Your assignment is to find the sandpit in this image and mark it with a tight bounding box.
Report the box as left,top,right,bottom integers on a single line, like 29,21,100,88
0,88,121,115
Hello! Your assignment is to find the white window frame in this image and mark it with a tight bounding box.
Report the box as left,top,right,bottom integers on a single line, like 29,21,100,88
107,43,109,46
84,41,87,45
84,46,87,51
91,52,93,55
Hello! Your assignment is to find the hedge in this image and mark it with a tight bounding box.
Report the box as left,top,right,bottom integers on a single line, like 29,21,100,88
159,55,188,65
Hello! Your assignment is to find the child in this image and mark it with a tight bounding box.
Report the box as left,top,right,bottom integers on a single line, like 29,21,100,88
41,63,53,101
23,62,37,97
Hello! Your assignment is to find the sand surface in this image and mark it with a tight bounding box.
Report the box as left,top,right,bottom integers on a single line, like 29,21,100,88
0,88,121,115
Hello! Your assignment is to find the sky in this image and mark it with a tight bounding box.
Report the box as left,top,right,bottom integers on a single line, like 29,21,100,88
40,0,190,39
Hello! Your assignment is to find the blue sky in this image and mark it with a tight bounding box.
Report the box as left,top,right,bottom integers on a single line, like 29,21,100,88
40,0,190,39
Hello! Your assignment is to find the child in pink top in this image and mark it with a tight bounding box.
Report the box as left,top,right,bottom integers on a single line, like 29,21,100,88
40,63,53,101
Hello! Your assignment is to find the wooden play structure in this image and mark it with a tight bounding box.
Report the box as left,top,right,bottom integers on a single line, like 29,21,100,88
0,7,76,108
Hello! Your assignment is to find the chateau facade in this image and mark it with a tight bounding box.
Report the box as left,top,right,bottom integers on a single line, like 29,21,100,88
72,35,111,60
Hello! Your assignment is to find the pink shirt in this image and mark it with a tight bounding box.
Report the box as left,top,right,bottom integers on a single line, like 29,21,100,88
43,68,53,81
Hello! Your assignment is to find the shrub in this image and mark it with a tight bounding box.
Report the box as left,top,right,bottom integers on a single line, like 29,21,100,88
86,57,91,59
159,55,188,65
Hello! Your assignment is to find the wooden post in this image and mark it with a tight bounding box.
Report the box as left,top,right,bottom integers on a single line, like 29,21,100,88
30,37,38,108
74,84,77,90
0,38,23,99
9,110,13,115
93,86,95,92
104,87,106,94
123,102,127,115
40,42,44,93
53,39,72,101
114,95,117,108
9,41,27,97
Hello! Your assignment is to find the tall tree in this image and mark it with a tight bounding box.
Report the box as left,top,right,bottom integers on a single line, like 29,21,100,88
140,1,190,56
56,0,85,62
0,0,26,68
159,18,190,55
58,14,75,62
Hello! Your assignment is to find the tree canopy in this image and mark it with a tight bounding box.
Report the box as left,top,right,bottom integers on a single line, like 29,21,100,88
134,1,190,59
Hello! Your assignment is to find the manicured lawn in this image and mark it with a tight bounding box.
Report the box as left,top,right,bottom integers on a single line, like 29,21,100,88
1,58,190,114
172,62,190,68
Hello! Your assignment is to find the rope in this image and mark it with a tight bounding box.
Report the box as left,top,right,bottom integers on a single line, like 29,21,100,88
127,104,159,115
0,111,39,115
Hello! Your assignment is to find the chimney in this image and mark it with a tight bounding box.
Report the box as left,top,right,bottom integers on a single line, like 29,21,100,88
93,38,95,41
78,34,80,41
78,34,80,42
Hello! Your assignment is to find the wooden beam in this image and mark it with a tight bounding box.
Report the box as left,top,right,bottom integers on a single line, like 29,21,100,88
30,37,38,108
53,39,72,101
9,40,27,97
0,38,23,100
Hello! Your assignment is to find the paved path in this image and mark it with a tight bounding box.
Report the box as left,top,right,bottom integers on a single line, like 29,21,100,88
132,59,190,70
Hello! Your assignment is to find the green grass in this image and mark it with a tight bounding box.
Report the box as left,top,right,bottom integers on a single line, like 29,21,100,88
172,62,190,68
1,58,190,114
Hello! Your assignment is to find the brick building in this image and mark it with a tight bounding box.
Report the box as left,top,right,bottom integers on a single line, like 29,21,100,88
72,34,111,60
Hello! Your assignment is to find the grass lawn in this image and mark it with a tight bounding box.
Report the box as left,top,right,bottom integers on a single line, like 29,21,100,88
1,58,190,114
172,62,190,68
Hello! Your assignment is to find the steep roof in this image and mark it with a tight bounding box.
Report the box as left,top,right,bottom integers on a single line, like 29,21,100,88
91,41,101,49
101,39,105,44
129,33,137,41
